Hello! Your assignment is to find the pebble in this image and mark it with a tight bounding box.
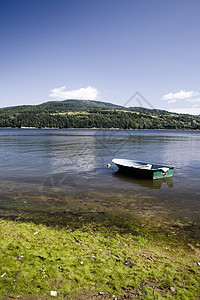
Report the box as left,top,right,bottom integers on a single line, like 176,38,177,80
17,255,24,261
99,292,104,295
50,291,57,296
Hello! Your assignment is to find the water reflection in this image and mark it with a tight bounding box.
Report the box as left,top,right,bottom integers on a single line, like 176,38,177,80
47,135,97,174
113,171,173,189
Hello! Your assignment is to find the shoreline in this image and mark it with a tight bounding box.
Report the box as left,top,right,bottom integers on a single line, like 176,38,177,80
0,127,200,131
0,186,200,299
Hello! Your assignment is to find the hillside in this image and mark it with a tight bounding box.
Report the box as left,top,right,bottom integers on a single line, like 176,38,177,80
0,99,123,114
0,99,200,130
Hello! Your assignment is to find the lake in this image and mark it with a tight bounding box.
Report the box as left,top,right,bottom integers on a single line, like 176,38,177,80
0,128,200,237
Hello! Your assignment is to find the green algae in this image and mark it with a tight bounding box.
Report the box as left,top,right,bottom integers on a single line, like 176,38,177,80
0,217,200,299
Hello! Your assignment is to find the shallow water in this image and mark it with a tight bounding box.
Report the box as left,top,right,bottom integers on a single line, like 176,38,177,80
0,128,200,236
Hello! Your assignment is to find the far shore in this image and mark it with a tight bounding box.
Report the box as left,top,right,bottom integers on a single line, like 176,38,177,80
0,127,200,131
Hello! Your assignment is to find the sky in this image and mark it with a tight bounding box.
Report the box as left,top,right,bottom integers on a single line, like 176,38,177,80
1,0,200,114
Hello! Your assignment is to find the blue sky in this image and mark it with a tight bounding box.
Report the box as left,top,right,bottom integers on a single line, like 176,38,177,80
1,0,200,114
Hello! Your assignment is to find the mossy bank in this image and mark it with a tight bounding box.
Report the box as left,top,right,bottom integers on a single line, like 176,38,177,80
0,217,200,300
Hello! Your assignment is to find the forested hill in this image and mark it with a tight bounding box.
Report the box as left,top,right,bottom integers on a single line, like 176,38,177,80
0,99,123,114
0,99,200,130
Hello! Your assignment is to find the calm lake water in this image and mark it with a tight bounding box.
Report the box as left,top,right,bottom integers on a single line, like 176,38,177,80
0,128,200,235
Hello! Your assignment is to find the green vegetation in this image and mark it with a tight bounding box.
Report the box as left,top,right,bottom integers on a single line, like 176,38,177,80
0,218,200,299
0,99,200,129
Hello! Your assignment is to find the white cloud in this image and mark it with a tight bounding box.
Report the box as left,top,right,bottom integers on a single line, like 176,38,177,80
49,86,100,100
186,97,200,103
162,90,199,103
167,99,176,104
169,107,200,115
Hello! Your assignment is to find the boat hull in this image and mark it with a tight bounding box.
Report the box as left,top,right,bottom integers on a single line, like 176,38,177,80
112,159,174,180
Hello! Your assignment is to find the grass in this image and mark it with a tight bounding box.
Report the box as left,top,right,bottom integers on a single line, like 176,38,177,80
0,218,200,299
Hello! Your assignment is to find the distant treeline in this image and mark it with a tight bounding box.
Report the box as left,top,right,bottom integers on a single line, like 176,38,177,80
0,99,200,130
0,110,200,130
